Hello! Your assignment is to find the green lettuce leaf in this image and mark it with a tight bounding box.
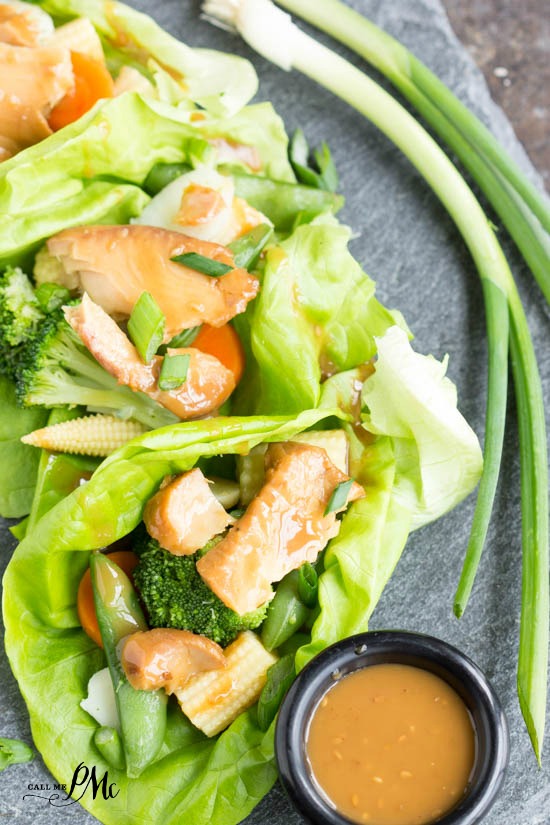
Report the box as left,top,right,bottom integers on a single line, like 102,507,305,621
2,410,334,825
0,95,293,267
0,376,48,517
295,370,413,668
362,326,483,528
36,0,258,116
295,351,482,669
235,217,397,414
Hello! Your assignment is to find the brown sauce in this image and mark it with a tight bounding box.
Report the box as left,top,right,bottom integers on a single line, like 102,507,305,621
306,663,476,825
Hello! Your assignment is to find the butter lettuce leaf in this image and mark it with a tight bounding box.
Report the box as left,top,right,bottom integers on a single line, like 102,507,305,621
362,326,483,529
0,95,292,267
236,217,397,414
0,376,48,517
2,411,334,825
37,0,257,116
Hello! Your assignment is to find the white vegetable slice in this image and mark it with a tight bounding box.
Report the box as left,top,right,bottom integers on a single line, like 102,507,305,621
80,667,119,730
134,165,269,246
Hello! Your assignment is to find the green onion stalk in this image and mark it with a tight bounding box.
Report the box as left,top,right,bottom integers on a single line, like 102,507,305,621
277,0,550,307
201,0,548,761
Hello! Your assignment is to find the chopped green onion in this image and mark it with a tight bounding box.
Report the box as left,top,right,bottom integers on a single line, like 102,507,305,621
171,252,233,277
158,326,201,355
127,291,166,364
227,223,273,269
158,353,190,391
34,282,70,313
324,479,354,515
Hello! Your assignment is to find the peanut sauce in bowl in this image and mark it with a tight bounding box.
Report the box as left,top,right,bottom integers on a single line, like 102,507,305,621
275,631,509,825
306,664,475,824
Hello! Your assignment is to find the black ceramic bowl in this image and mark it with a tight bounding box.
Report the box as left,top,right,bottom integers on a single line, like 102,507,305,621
275,630,509,825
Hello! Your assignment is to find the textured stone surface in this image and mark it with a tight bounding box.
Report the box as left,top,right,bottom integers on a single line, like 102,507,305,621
0,0,549,823
443,0,550,189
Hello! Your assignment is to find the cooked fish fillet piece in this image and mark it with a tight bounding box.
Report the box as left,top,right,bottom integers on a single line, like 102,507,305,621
144,468,235,556
0,1,54,47
47,17,104,62
0,98,52,158
48,224,259,336
197,442,365,614
121,628,225,694
0,41,73,112
64,294,236,419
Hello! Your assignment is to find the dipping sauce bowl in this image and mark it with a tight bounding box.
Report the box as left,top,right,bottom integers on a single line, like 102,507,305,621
275,630,509,825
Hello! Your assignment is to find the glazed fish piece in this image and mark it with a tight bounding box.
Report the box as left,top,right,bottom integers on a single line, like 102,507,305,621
48,224,260,336
0,2,54,47
144,468,235,556
65,294,236,420
0,41,73,111
121,628,225,694
197,442,365,614
0,99,52,160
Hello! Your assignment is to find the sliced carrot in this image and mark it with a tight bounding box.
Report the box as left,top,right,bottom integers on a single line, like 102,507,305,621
193,323,245,384
48,51,114,132
77,550,138,647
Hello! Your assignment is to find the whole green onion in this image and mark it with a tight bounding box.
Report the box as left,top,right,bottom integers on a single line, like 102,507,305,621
277,0,550,306
127,292,165,364
201,0,548,761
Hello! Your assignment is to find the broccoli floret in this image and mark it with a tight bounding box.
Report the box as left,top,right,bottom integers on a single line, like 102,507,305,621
16,306,178,430
0,267,45,380
133,531,269,647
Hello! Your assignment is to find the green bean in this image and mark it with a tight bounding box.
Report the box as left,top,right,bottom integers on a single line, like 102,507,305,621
297,562,318,608
90,554,167,778
93,727,126,772
257,654,296,731
227,224,273,269
261,569,310,651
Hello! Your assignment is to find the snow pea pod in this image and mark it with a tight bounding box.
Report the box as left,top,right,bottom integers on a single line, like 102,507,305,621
143,162,191,195
90,554,167,778
257,653,296,731
297,562,318,608
142,163,343,231
93,727,126,772
261,569,310,651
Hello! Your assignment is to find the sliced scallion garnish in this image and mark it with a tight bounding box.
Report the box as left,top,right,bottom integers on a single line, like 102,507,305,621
171,252,233,277
324,479,354,515
158,326,201,355
127,291,166,364
158,353,190,391
227,223,273,269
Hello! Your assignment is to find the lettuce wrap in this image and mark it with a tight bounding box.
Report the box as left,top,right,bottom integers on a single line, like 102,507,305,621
1,3,483,823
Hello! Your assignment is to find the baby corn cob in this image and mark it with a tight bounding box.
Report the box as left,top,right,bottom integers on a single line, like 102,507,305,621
175,631,278,737
21,414,146,456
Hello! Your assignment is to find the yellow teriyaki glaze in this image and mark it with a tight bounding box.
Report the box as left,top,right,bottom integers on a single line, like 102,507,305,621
306,664,476,825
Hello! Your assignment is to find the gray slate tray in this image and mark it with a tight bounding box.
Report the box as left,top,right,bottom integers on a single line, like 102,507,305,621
1,1,549,823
